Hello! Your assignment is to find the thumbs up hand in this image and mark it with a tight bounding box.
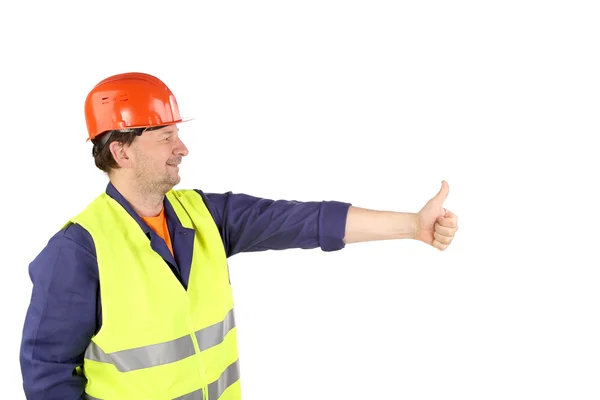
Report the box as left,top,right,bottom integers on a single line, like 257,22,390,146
415,180,458,250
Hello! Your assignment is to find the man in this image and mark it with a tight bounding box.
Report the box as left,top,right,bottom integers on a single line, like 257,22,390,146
19,72,458,399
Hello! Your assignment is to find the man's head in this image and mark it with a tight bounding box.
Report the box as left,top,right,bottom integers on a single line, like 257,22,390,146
84,72,193,194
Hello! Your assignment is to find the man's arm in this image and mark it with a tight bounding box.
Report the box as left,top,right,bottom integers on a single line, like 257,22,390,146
20,224,99,399
343,181,458,250
195,180,458,255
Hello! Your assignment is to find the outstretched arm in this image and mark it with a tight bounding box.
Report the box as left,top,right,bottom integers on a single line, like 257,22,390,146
195,180,457,256
343,180,459,251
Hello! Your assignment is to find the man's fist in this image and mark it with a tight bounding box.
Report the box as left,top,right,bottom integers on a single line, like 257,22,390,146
415,180,459,250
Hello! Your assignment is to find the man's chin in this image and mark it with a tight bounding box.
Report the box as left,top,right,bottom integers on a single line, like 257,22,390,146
168,174,181,187
157,176,180,194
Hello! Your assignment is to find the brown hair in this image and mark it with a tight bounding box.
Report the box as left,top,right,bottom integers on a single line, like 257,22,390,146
91,125,166,174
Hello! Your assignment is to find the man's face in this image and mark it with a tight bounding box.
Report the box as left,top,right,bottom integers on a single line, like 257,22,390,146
127,124,189,192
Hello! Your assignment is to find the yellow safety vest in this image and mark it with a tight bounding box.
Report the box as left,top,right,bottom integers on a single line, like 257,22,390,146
68,189,241,399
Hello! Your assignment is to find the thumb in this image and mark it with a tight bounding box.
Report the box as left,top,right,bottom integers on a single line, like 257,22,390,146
433,180,449,204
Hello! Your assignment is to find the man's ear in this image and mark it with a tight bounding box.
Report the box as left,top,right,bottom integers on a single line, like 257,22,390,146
109,141,131,168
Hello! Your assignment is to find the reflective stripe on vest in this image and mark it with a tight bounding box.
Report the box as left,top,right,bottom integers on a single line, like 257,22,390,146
85,359,240,400
85,309,236,372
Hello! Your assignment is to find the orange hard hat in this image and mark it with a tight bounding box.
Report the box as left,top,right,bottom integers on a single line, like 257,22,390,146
84,72,192,141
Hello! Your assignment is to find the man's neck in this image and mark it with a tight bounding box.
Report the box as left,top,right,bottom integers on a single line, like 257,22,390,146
110,177,164,217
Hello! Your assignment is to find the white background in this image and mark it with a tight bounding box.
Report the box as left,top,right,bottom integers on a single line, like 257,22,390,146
1,0,599,398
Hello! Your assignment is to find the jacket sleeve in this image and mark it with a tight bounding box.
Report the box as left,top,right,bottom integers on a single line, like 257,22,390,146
20,223,99,400
195,190,352,257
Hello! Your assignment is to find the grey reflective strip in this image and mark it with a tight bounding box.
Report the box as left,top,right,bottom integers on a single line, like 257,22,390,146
84,361,238,400
173,388,204,400
208,359,240,399
85,334,196,372
196,309,236,351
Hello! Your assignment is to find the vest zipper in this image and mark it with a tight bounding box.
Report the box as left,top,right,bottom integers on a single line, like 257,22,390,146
188,314,209,400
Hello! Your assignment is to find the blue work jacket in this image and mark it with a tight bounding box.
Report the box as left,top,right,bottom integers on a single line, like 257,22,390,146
19,182,351,399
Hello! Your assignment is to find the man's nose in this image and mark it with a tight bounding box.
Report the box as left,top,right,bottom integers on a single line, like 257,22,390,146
174,138,189,156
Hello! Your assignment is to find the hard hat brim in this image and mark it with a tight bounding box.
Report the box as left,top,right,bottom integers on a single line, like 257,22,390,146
85,117,195,142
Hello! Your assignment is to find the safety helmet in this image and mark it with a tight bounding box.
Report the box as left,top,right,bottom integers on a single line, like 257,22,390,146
84,72,192,141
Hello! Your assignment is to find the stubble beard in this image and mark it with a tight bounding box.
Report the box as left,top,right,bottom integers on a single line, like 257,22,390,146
135,166,179,197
